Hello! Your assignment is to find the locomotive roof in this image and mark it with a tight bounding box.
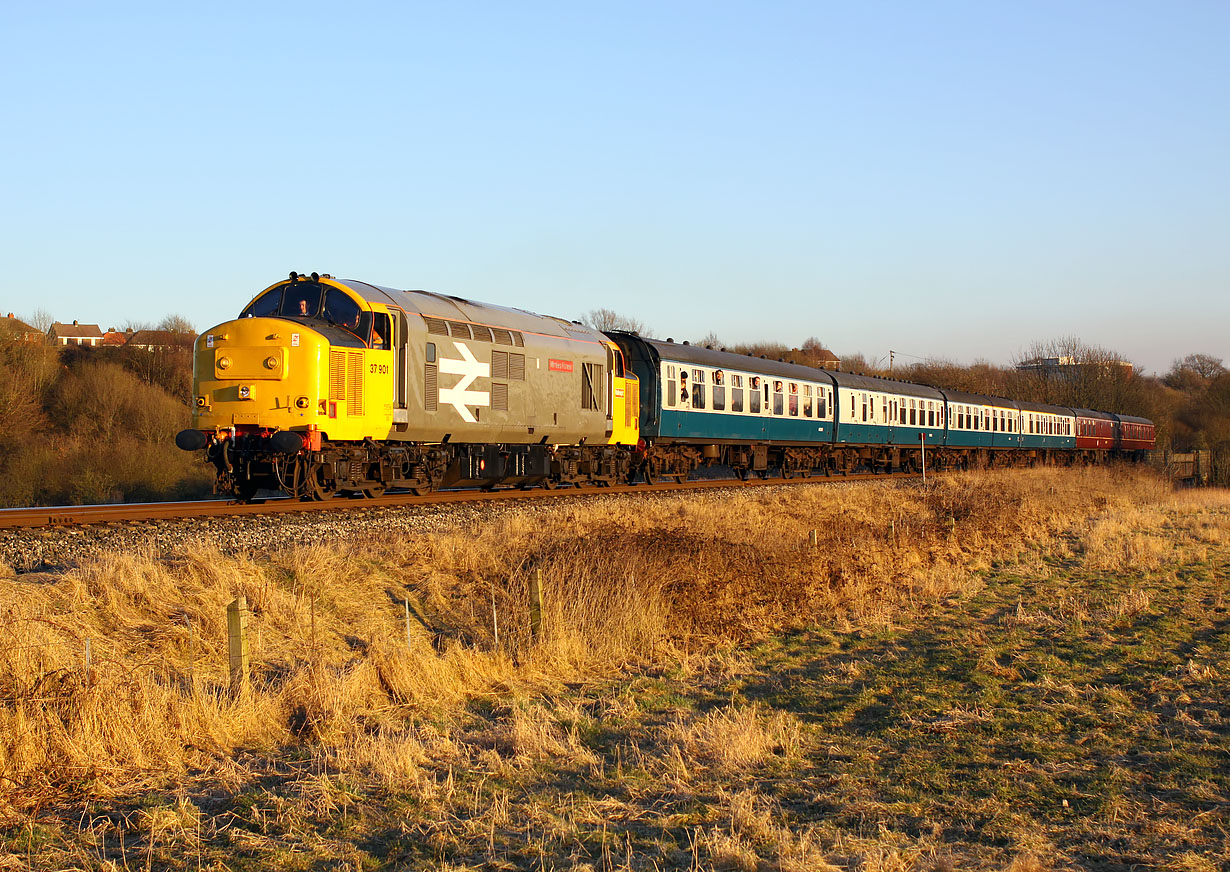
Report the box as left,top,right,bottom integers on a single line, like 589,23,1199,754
331,279,607,343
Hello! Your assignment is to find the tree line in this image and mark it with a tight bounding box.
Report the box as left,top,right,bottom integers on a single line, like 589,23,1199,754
0,318,210,506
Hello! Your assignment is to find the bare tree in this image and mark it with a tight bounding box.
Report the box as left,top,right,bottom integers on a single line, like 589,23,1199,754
157,314,196,334
25,308,53,333
1012,337,1145,413
579,308,649,335
694,331,723,350
729,341,790,360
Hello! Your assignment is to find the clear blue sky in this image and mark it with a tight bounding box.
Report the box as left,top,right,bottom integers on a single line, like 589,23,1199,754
3,1,1227,374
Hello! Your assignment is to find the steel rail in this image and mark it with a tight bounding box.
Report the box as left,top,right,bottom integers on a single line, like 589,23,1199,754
0,470,916,530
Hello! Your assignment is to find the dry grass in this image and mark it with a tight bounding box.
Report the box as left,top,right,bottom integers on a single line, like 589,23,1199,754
0,465,1225,869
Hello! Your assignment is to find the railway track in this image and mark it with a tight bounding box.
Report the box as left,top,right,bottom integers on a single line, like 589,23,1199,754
0,470,911,529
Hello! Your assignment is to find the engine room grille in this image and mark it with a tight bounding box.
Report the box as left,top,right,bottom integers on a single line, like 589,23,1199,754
492,382,508,411
509,352,525,380
446,321,472,339
626,381,638,429
347,352,364,416
424,364,437,411
424,317,448,336
329,350,346,401
492,350,509,379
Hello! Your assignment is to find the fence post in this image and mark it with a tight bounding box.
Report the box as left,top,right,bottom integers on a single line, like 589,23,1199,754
808,529,818,549
227,596,250,694
529,568,544,641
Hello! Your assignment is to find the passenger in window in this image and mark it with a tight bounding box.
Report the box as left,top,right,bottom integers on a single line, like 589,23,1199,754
679,370,689,403
714,370,724,385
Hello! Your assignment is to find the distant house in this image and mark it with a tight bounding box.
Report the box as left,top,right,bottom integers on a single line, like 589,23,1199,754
813,348,841,370
48,320,103,346
102,328,133,347
126,329,195,351
1017,356,1135,377
2,313,42,343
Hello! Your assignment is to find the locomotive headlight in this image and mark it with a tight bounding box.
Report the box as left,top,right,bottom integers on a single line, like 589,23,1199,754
217,356,232,370
295,396,309,409
196,396,207,408
264,356,279,370
238,385,253,400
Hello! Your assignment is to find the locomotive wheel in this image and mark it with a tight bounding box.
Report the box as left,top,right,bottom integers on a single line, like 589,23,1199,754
234,479,260,503
642,460,657,485
735,467,750,481
361,482,387,498
305,463,336,501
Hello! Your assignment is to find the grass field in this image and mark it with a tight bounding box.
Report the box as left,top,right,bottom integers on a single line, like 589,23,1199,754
1,468,1227,870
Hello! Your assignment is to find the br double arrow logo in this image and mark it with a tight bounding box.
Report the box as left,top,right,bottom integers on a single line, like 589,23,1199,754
438,341,490,423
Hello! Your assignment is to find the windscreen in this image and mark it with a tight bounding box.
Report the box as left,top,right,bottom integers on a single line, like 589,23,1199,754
240,282,372,343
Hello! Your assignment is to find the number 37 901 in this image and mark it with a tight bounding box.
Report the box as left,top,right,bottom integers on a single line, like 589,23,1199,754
369,363,389,374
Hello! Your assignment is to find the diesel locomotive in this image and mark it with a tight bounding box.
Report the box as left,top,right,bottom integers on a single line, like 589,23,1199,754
176,273,1155,499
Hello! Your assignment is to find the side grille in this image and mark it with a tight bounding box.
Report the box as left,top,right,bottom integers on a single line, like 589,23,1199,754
509,353,525,380
329,350,346,401
424,317,448,336
425,364,437,411
446,321,472,339
492,382,508,411
511,331,524,347
626,381,637,429
491,350,509,379
471,325,494,343
492,328,513,345
347,352,364,416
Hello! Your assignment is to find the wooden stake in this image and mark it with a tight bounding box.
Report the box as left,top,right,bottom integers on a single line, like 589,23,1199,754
529,568,544,641
491,585,499,650
808,529,818,548
227,596,249,694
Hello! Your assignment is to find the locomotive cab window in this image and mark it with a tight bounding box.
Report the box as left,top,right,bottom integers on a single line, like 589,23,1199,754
242,289,282,318
371,313,391,350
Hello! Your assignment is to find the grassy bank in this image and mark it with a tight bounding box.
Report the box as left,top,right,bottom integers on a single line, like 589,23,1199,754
1,467,1226,869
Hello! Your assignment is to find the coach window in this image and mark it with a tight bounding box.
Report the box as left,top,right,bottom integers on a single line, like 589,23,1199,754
927,402,935,428
849,393,856,421
908,399,915,426
789,384,799,417
773,382,785,416
666,366,676,408
693,371,706,409
713,379,725,411
818,387,827,419
749,381,761,413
